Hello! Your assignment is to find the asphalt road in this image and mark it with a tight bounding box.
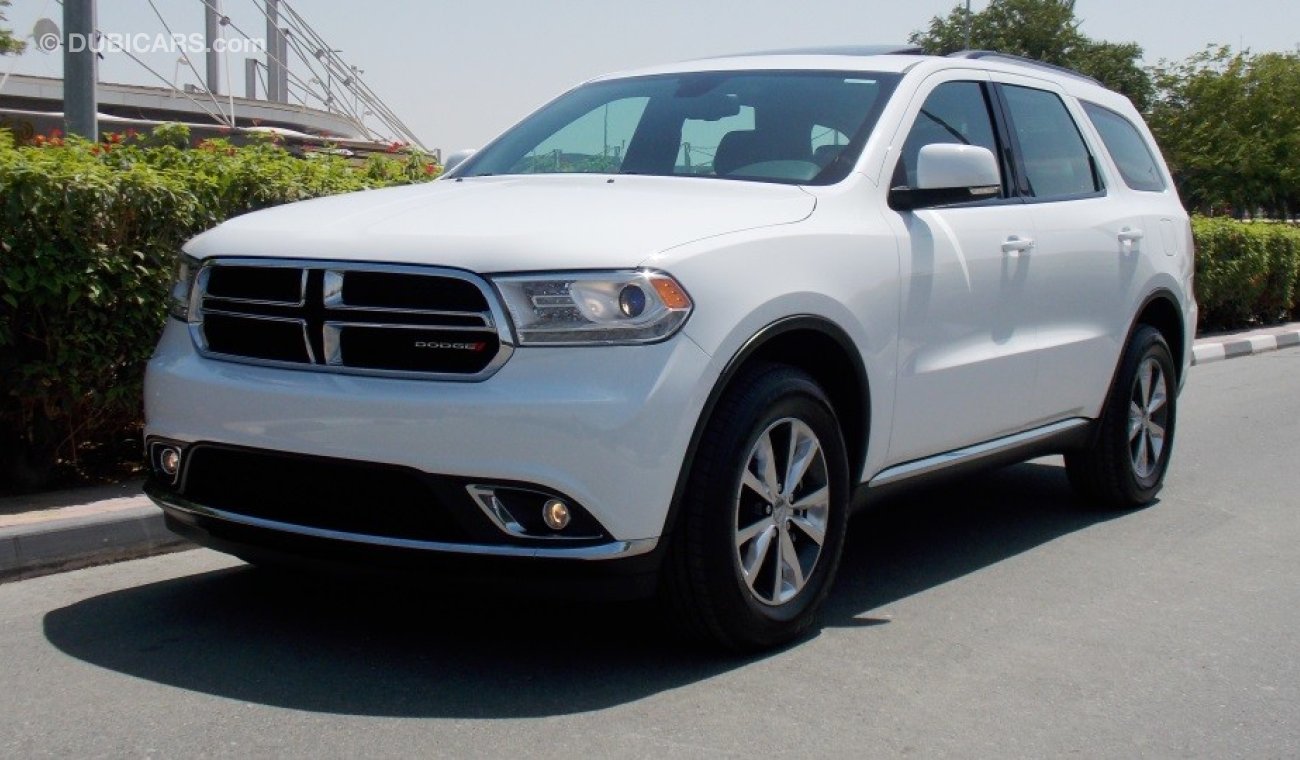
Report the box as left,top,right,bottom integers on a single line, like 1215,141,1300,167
2,350,1297,759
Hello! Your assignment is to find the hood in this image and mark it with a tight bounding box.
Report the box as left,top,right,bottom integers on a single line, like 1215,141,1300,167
185,174,816,272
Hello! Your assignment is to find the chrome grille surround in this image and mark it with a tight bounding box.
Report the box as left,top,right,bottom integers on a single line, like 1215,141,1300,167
188,258,515,381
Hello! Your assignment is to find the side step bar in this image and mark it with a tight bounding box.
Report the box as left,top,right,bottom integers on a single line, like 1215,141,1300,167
868,418,1091,489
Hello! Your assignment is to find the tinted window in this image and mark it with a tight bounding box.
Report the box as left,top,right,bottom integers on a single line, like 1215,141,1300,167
1082,102,1166,192
678,105,754,175
1001,85,1100,198
514,97,648,174
460,71,900,185
894,81,1001,191
811,124,851,169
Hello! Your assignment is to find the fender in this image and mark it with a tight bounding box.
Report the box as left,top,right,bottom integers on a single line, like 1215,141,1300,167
657,315,872,548
1079,287,1186,450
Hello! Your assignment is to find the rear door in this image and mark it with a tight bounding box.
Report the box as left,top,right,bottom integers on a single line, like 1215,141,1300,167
991,76,1139,422
881,72,1040,464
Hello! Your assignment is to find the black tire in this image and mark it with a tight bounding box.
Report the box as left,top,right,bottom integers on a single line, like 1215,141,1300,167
660,363,850,651
1066,325,1178,508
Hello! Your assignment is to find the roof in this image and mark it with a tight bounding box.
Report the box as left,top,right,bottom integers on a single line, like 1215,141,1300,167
590,45,1104,93
591,53,926,82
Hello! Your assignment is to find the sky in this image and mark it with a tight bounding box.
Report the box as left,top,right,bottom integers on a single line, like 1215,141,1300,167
2,0,1298,152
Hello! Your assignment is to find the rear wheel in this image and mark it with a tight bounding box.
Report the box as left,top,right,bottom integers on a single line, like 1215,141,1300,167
1066,325,1177,508
661,364,850,651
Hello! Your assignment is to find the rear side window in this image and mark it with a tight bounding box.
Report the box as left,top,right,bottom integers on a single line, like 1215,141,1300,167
1000,85,1100,199
1081,102,1166,192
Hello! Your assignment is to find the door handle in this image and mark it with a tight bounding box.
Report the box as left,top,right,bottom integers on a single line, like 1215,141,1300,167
1001,236,1035,256
1118,227,1144,251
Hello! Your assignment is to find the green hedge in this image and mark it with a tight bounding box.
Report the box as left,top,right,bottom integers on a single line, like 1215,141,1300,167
1192,216,1300,331
0,126,438,490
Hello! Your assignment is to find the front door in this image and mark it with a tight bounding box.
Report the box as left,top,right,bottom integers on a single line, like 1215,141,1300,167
882,75,1041,464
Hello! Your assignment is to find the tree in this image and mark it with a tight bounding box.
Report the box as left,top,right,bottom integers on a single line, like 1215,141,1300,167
0,0,24,56
910,0,1152,110
1148,47,1300,218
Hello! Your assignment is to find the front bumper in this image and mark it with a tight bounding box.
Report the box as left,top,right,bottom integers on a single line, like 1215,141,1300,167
156,492,664,599
144,320,713,548
146,478,656,560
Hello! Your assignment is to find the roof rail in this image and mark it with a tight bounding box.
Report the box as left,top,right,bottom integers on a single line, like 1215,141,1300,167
712,45,926,59
948,50,1102,85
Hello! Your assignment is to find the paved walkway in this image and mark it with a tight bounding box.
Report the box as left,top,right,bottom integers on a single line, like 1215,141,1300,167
2,321,1297,582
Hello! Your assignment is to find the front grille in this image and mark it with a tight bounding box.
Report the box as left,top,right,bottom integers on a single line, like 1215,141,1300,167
191,259,510,379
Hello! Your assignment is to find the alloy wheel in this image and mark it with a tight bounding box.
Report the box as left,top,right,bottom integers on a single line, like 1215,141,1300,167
1128,356,1169,479
733,418,830,606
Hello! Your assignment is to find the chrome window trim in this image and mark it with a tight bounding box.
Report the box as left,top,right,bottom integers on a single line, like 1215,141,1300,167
188,257,517,382
148,487,658,561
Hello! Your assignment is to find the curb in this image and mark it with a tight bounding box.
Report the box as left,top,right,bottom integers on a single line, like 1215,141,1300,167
1191,327,1300,366
0,499,192,583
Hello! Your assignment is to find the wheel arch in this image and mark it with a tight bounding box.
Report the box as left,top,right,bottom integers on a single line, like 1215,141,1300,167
1133,289,1187,382
662,316,871,541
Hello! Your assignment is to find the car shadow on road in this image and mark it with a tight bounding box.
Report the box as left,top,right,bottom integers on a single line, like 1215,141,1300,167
42,459,1133,718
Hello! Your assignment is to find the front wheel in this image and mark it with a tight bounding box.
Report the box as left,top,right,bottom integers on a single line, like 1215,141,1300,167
1066,325,1178,508
660,364,850,651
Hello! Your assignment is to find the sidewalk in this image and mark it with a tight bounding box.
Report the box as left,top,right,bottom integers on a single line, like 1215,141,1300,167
2,320,1297,583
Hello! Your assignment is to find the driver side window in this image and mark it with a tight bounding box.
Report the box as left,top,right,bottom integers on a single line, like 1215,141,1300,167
893,81,1001,192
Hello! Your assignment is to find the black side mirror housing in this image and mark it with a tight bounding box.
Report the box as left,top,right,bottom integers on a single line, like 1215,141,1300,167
888,184,999,211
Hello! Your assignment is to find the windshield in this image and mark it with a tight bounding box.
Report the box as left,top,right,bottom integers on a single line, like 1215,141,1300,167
457,70,900,185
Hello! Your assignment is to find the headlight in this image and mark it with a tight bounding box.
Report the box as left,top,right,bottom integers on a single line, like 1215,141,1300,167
168,253,200,321
491,270,693,345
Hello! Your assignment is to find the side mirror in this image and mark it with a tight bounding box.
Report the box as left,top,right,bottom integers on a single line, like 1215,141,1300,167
889,144,1001,211
442,148,478,176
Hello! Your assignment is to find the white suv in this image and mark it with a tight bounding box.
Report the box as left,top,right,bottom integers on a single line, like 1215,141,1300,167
146,46,1195,650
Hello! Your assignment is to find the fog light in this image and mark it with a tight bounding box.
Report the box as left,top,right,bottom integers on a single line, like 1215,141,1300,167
159,447,181,476
542,498,571,531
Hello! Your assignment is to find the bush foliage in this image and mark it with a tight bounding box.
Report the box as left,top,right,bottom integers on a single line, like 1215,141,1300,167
1191,216,1300,331
0,125,438,490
